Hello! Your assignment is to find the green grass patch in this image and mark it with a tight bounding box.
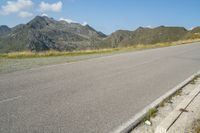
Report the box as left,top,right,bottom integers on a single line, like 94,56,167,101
144,88,182,121
1,38,200,59
144,108,158,121
159,96,173,107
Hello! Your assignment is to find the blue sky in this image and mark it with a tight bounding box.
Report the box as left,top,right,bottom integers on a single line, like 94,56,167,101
0,0,200,34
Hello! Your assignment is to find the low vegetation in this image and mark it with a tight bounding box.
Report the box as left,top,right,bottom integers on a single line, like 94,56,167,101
0,38,200,59
194,119,200,133
196,124,200,133
190,74,200,84
0,48,121,59
159,74,200,107
144,108,158,121
159,89,182,107
141,73,200,126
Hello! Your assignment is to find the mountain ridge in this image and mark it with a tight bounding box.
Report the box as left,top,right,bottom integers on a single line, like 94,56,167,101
0,16,200,53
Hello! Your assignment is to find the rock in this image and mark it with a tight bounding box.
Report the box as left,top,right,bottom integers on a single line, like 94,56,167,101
145,120,152,126
179,108,189,112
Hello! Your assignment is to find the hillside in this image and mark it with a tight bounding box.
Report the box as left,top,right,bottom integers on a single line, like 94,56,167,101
0,25,11,36
103,26,190,48
0,16,200,53
0,16,106,53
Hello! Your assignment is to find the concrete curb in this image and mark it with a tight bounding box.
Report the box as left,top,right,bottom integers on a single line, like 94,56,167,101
111,71,200,133
155,84,200,133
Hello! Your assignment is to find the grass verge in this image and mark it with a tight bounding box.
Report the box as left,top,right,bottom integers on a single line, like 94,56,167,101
0,39,200,59
0,48,121,59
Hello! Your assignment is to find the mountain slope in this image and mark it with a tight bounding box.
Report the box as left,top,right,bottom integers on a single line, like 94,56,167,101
190,27,200,33
0,16,106,53
104,26,188,47
183,27,200,39
0,16,200,53
0,25,11,35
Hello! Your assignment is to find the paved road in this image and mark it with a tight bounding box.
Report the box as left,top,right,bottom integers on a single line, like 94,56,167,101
0,42,200,133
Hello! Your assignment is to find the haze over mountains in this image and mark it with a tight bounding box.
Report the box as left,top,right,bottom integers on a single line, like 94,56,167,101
0,16,200,53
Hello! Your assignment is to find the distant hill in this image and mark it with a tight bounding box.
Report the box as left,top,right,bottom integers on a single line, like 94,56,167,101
103,26,189,48
184,27,200,40
0,16,200,53
190,27,200,33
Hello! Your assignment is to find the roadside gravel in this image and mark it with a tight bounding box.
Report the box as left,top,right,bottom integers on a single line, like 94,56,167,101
0,54,110,74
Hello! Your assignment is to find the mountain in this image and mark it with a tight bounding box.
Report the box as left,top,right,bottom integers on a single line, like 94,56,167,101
0,25,11,35
190,27,200,33
103,26,188,48
0,16,200,53
183,27,200,39
0,16,106,53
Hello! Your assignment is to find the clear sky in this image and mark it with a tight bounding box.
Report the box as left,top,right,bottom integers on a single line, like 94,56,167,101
0,0,200,34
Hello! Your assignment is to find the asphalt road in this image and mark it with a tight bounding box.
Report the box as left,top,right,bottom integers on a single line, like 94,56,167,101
0,42,200,133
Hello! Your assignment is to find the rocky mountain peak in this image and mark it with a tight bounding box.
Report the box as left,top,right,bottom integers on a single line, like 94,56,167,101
27,16,56,29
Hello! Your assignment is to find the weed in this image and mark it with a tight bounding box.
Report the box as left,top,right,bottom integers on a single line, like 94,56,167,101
190,75,200,85
159,89,182,107
175,89,182,96
144,108,158,121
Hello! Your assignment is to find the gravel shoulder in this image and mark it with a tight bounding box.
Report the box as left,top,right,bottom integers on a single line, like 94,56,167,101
0,53,112,74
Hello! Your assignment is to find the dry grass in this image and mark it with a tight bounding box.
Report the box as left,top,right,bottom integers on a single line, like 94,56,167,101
197,125,200,133
190,75,200,84
194,119,200,133
1,39,200,59
0,48,121,59
159,89,182,107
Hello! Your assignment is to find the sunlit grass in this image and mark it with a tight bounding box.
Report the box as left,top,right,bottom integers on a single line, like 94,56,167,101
1,38,200,59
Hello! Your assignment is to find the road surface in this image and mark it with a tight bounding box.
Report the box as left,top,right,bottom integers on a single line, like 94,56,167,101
0,42,200,133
